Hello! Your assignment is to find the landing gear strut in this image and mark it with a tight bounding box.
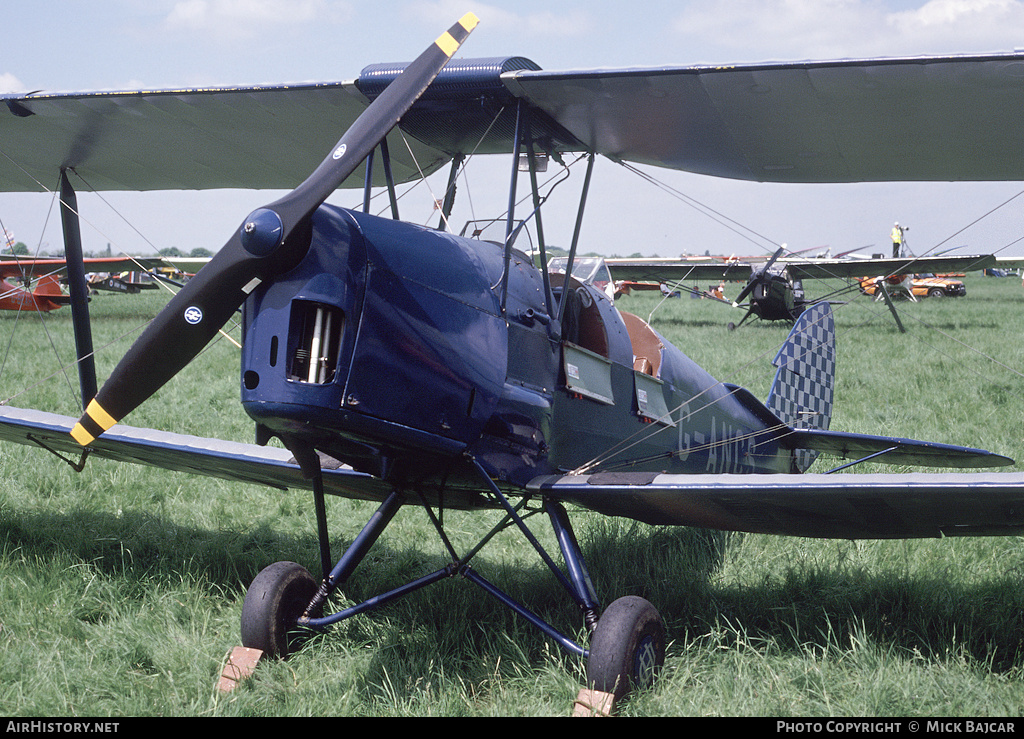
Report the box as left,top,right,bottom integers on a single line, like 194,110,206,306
238,456,666,710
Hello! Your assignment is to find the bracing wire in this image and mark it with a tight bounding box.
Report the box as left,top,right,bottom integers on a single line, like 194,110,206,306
569,166,1024,474
0,154,246,414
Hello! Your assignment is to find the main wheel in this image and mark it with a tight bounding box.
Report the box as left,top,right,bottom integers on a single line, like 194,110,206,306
586,596,665,702
241,561,318,658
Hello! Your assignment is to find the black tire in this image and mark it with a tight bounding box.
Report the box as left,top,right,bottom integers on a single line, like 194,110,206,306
586,596,665,702
241,561,318,658
928,288,944,298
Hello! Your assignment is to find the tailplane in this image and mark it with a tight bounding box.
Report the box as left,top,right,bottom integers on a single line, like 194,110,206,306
766,302,836,471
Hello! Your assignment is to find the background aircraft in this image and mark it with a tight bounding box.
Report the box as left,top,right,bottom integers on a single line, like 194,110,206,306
606,250,996,329
1,14,1024,714
0,255,208,310
0,270,68,312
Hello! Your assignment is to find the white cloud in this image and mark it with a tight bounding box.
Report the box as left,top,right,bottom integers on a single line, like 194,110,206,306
671,0,1024,61
0,72,25,93
886,0,1024,50
890,0,1019,26
163,0,351,36
671,0,882,61
403,1,597,38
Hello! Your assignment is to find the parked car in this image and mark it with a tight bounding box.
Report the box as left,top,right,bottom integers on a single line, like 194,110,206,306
858,273,966,299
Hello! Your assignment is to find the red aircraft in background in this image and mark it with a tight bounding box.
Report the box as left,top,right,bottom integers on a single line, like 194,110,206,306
0,270,67,312
0,255,206,312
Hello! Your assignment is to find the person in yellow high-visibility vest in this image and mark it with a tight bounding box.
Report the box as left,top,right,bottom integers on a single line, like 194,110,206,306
891,222,905,258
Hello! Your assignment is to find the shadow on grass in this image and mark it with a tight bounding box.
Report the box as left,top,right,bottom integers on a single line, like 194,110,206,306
0,505,301,590
4,501,1023,701
698,564,1024,674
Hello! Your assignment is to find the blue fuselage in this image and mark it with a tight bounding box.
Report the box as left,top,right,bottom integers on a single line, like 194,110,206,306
238,206,790,505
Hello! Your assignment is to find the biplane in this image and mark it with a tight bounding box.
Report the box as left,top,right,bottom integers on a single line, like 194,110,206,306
605,249,997,329
0,255,209,305
1,13,1024,713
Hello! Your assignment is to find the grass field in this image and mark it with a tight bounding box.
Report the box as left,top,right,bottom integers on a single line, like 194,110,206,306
0,271,1022,717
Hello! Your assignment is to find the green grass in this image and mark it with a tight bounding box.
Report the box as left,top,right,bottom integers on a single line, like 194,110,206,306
1,274,1023,716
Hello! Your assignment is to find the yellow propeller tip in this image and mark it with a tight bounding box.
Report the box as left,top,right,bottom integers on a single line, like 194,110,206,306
70,398,119,446
70,423,95,447
84,399,117,431
436,13,479,56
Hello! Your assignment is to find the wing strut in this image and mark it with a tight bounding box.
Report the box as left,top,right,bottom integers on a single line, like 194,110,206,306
436,154,463,230
361,139,400,219
58,170,98,408
378,138,399,219
524,115,557,336
499,100,524,315
553,151,596,337
874,281,907,333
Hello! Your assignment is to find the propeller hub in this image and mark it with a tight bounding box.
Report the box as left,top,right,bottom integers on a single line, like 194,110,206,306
240,208,284,257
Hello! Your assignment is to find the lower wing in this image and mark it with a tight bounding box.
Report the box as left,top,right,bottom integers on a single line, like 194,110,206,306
0,405,390,503
3,405,1020,540
529,471,1024,539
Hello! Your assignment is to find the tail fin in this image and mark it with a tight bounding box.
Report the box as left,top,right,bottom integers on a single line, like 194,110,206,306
33,274,63,297
32,275,72,306
766,302,836,471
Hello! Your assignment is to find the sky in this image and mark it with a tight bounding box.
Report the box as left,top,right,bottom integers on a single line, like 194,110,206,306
3,0,1024,261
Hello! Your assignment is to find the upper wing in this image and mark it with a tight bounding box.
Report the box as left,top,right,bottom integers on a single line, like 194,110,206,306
503,52,1024,182
529,471,1024,539
5,52,1024,192
606,257,754,283
0,81,452,192
0,256,204,280
785,254,996,280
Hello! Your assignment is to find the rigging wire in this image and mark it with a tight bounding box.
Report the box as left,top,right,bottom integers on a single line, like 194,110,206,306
393,105,508,231
0,180,81,408
617,161,782,255
349,106,510,228
0,308,203,408
0,155,244,416
568,167,1024,474
567,302,835,475
42,168,241,344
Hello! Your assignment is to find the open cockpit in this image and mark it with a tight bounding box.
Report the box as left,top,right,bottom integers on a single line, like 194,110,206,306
547,255,664,378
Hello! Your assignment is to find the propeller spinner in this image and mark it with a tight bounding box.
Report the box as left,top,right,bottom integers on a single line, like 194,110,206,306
71,13,479,446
